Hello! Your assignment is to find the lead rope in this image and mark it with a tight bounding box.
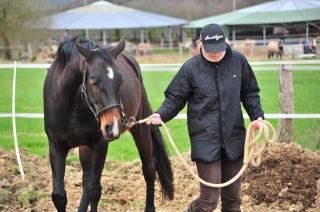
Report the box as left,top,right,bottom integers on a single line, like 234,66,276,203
130,116,276,188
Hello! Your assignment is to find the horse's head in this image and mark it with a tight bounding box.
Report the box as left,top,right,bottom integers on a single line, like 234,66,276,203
76,39,126,141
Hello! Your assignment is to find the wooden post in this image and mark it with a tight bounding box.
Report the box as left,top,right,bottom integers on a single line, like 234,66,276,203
160,29,164,50
140,28,144,43
168,27,173,50
27,43,33,61
102,30,107,46
277,64,294,143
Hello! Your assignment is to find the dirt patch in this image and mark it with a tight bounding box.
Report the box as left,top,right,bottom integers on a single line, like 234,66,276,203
0,149,50,211
243,143,320,211
0,143,319,211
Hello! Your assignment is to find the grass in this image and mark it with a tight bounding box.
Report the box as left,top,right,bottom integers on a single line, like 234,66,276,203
18,187,48,208
0,69,46,112
0,67,319,161
0,190,10,204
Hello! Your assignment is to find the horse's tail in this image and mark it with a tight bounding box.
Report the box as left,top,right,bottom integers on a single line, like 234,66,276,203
140,85,174,200
151,125,174,200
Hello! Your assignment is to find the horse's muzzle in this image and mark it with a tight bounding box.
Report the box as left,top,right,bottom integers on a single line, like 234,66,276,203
99,108,122,141
103,124,120,141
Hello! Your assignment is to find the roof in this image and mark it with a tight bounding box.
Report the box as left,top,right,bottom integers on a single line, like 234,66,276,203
186,0,320,28
45,0,187,30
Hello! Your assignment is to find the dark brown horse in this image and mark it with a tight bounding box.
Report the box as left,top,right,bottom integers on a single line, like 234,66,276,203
43,37,174,212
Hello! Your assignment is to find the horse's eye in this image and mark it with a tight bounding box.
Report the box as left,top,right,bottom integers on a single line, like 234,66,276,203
89,76,98,85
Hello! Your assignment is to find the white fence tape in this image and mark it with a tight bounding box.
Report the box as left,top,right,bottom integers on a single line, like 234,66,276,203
1,113,320,119
0,60,320,72
0,113,44,118
175,113,320,119
11,61,25,180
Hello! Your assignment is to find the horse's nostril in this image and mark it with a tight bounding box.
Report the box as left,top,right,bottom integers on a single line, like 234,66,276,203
105,124,111,131
105,124,113,136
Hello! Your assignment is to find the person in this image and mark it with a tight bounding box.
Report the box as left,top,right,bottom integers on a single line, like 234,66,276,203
278,39,284,59
189,38,201,56
146,23,264,212
311,36,317,53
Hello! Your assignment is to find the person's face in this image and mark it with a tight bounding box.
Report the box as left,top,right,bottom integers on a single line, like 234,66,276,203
201,43,225,61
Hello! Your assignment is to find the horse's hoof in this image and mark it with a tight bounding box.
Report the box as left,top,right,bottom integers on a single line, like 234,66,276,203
144,206,155,212
183,208,190,212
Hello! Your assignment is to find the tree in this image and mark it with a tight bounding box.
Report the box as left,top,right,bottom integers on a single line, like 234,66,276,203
125,0,270,21
0,0,50,60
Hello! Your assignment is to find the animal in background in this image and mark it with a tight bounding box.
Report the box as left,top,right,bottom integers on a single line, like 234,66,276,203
267,40,283,59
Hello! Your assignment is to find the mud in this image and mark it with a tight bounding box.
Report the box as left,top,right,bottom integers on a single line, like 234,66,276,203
0,143,319,211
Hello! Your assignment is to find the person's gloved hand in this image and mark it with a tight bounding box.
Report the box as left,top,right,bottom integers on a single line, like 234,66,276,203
146,113,163,125
252,117,263,130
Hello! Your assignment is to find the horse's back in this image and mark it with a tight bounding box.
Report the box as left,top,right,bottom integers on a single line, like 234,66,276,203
121,51,142,81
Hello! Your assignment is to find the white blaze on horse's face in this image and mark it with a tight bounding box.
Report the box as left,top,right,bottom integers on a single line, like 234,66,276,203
106,66,114,80
112,116,119,137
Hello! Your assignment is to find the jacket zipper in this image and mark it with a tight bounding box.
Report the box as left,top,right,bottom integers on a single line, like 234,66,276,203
214,64,227,153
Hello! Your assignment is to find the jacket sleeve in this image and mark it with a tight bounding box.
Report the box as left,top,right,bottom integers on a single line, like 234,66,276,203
156,64,191,123
240,56,264,121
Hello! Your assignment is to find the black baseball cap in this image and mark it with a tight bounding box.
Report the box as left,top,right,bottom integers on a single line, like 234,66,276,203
200,24,227,53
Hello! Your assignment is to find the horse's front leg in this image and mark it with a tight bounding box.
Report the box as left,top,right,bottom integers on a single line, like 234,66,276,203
131,125,156,212
78,138,108,212
49,140,68,212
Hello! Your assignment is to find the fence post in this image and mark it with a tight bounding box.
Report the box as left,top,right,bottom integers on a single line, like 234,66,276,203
27,43,33,60
277,64,294,143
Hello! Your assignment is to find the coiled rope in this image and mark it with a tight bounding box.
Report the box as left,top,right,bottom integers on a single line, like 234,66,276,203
131,116,276,188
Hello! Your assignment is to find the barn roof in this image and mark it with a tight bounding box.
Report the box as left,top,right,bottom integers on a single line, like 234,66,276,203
45,0,187,30
186,0,320,28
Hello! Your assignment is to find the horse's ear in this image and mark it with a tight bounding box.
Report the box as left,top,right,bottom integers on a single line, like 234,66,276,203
75,42,92,60
110,38,125,58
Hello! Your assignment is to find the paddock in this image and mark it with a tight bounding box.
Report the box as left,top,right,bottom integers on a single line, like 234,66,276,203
0,61,320,211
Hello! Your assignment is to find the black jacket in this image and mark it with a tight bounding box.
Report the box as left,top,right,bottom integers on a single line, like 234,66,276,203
157,46,264,162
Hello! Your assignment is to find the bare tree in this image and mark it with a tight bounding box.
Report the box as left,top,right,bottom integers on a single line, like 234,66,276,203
125,0,270,21
52,0,271,24
52,0,271,21
0,0,51,60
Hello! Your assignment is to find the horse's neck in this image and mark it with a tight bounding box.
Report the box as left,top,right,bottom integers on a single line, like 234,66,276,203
54,66,83,112
121,52,142,82
61,67,82,91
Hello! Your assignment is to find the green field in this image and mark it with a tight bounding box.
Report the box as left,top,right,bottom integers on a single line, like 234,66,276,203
0,66,319,161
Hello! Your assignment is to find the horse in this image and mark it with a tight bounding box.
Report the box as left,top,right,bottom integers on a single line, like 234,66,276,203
267,40,283,60
43,37,174,212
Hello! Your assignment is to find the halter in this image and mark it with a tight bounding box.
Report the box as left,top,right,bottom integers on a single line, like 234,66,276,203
81,62,129,126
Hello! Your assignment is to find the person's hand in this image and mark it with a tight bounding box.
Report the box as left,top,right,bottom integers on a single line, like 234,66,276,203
252,117,263,130
146,113,163,125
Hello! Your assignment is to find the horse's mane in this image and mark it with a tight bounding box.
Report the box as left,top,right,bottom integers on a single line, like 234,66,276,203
52,37,98,72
